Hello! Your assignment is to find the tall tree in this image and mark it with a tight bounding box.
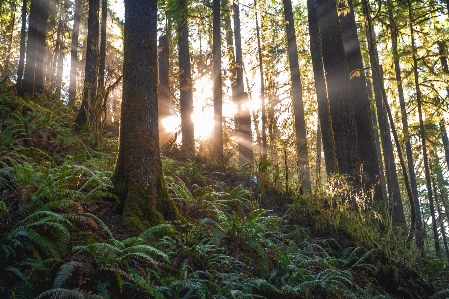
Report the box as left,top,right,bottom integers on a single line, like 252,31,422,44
338,1,383,199
16,0,27,89
407,0,440,256
68,0,81,105
386,0,421,229
282,0,311,193
213,0,223,157
98,0,107,90
255,0,267,157
2,0,16,76
55,0,70,99
74,0,100,130
307,0,338,175
177,0,194,155
20,0,50,98
111,0,179,228
233,0,253,165
316,0,360,178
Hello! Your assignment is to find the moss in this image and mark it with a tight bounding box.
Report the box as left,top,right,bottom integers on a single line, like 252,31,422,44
156,174,184,223
123,216,150,234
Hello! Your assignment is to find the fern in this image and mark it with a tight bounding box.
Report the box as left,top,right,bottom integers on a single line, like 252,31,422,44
36,288,103,299
53,261,84,288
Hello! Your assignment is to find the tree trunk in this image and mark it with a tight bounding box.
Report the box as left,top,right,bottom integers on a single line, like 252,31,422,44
307,0,337,175
98,0,107,90
255,0,266,157
75,0,100,130
111,0,179,230
407,0,440,256
177,0,194,156
371,63,405,224
68,0,81,105
432,176,449,260
283,0,311,193
316,0,360,178
55,0,70,99
3,2,16,76
339,1,383,199
213,0,223,158
440,119,449,172
234,0,253,165
16,0,27,89
20,0,50,98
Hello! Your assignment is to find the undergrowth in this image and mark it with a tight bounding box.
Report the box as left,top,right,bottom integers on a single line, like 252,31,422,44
1,84,448,298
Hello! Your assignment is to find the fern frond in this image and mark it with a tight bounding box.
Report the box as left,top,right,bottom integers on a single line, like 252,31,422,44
53,261,84,288
36,288,103,299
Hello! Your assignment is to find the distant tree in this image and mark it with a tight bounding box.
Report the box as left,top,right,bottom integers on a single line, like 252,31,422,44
111,0,179,228
254,0,267,157
176,0,195,155
20,0,50,98
68,0,81,105
282,0,311,193
74,0,100,130
16,0,27,89
307,0,338,175
98,0,107,91
213,0,223,157
233,0,253,165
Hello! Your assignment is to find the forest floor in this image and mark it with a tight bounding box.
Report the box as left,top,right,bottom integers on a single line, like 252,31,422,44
0,85,448,298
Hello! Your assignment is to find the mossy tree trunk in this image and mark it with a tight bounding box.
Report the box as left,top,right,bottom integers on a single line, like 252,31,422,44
111,0,179,231
283,0,311,194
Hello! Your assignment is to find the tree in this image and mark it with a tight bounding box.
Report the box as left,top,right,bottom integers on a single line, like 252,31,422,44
283,0,311,193
338,1,384,200
75,0,100,129
407,0,440,255
177,0,195,155
98,0,107,91
111,0,179,229
255,0,267,157
307,0,338,175
233,0,253,165
213,0,223,157
16,0,27,89
68,0,81,106
20,0,50,98
316,0,360,178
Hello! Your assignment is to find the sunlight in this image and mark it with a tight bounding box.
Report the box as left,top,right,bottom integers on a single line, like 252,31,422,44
161,116,180,133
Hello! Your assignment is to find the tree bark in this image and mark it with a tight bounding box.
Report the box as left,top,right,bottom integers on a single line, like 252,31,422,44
68,0,81,105
213,0,223,158
3,2,16,76
111,0,179,229
307,0,337,175
316,0,360,178
283,0,311,193
16,0,27,89
177,0,194,156
74,0,100,130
